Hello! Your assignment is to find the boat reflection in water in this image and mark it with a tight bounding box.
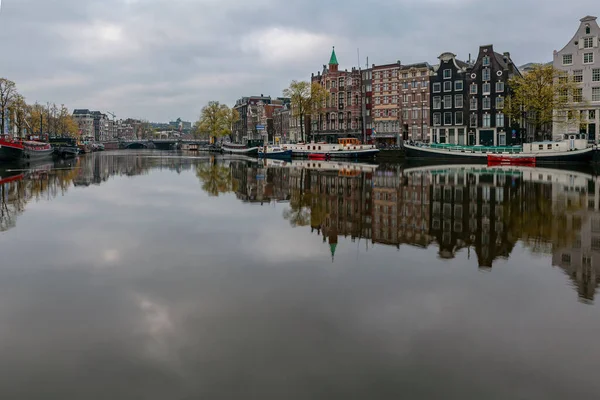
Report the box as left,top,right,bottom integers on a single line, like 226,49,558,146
222,159,600,303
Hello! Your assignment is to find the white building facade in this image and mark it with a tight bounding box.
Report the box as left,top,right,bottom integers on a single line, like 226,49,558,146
553,16,600,141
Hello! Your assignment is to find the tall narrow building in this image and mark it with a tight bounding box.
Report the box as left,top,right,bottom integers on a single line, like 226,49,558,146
466,45,521,146
429,53,470,145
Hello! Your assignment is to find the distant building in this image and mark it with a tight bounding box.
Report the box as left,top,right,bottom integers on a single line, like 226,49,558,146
169,118,192,133
553,15,600,142
73,109,110,141
233,95,272,142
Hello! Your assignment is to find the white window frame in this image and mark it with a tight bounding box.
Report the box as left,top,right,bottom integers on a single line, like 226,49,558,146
497,113,505,127
432,82,441,93
483,114,491,127
433,96,441,110
455,94,463,108
443,81,452,92
584,37,594,49
496,81,505,92
470,114,477,127
482,97,491,110
443,69,452,79
470,84,477,94
470,97,477,110
455,81,463,91
433,112,441,126
482,83,491,95
482,68,491,81
482,56,490,66
455,111,463,125
496,96,504,109
592,68,600,82
444,112,452,126
584,53,594,64
444,95,452,109
562,54,573,65
592,87,600,102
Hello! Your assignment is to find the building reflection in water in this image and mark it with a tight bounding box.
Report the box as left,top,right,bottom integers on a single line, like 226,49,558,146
225,160,600,303
3,153,600,303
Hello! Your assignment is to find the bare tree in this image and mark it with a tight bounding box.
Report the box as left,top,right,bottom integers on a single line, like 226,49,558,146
0,78,18,135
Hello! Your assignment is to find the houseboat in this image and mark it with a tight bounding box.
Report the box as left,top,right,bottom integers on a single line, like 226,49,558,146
403,134,594,164
288,138,379,159
221,139,263,156
0,136,54,162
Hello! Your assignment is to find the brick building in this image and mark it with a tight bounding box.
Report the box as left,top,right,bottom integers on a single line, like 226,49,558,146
372,62,401,145
399,62,433,141
311,47,364,143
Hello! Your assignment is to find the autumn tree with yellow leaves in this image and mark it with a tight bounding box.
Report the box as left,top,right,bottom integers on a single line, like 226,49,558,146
506,64,585,141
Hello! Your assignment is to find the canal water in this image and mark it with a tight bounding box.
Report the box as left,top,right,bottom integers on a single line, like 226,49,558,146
1,150,600,399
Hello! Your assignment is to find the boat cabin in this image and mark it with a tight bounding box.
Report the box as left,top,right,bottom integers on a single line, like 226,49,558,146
521,134,589,154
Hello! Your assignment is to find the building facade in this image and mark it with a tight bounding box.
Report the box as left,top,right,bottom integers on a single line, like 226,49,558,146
429,53,470,144
371,62,401,145
553,16,600,141
399,62,432,141
361,67,373,141
233,95,272,142
311,47,363,142
467,45,521,146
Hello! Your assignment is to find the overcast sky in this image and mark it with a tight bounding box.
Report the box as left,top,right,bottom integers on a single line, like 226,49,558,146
0,0,597,122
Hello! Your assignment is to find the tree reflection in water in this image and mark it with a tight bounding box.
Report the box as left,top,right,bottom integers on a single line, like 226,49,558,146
195,157,232,197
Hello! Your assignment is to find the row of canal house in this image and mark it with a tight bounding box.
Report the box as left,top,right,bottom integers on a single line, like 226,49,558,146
309,45,522,146
429,46,521,147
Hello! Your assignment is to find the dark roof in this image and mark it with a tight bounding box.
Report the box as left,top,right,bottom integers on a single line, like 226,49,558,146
493,52,509,69
399,62,432,70
455,59,469,68
73,109,90,114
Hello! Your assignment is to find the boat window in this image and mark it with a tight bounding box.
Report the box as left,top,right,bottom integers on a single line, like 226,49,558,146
318,146,321,150
539,145,543,150
547,144,552,149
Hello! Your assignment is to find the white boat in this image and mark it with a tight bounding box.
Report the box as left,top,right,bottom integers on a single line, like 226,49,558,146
404,134,594,164
221,139,263,155
287,138,379,159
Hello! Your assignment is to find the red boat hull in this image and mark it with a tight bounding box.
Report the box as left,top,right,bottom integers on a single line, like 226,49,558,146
308,153,328,160
487,154,535,165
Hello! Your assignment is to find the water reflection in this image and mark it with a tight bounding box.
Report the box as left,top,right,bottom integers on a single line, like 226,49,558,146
0,153,203,231
3,153,600,304
220,160,600,303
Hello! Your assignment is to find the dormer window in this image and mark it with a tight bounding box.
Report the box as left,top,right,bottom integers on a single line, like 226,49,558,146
586,25,591,35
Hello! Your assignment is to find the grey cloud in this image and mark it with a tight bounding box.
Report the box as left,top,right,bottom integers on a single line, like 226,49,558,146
0,0,598,121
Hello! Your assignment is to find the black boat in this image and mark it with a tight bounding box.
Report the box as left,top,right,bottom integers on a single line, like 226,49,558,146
49,137,80,158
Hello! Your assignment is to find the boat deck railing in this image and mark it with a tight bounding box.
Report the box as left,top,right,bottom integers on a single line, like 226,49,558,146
426,143,523,154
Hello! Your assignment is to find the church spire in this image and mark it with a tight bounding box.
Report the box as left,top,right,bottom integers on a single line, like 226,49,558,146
329,46,338,66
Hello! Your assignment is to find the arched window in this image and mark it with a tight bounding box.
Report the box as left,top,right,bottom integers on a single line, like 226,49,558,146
586,25,591,34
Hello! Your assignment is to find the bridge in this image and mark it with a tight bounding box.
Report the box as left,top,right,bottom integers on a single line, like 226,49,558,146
113,139,207,150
